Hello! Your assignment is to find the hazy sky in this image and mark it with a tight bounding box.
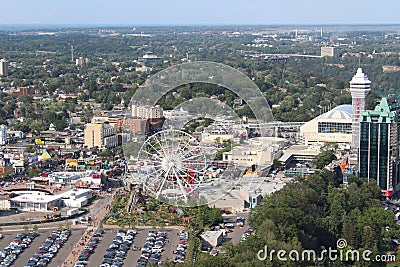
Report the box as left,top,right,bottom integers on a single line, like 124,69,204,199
1,0,399,25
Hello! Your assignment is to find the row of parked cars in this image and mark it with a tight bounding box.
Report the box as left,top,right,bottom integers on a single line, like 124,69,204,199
240,227,253,242
173,230,188,264
0,231,39,267
75,234,101,264
25,229,71,267
73,229,104,267
136,231,167,267
100,229,136,267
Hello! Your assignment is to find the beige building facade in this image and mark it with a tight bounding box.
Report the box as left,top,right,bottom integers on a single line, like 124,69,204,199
84,123,118,149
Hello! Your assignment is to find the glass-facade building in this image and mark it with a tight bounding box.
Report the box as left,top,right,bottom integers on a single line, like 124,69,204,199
359,95,400,197
318,122,352,134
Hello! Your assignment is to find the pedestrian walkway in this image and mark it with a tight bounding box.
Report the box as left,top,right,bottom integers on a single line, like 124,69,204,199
61,193,114,267
61,228,96,267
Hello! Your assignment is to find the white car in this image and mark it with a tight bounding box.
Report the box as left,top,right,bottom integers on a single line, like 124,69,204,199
176,246,185,252
127,230,137,235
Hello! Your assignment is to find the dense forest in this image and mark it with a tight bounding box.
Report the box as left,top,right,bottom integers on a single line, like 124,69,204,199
181,171,398,267
1,26,400,130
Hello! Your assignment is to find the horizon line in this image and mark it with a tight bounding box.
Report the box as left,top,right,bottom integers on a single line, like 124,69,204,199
1,23,400,28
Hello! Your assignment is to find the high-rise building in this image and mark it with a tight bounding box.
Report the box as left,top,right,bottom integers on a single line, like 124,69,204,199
76,57,89,67
321,46,339,58
131,104,163,119
358,95,400,197
84,123,118,149
350,68,371,148
0,58,8,76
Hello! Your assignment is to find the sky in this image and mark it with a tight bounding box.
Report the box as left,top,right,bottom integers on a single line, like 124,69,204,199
1,0,400,26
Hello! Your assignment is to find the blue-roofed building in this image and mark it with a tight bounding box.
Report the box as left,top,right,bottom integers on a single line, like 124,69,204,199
300,105,353,145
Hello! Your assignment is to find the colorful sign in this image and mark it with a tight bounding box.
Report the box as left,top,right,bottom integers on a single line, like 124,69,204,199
40,150,52,160
35,139,45,146
66,159,78,168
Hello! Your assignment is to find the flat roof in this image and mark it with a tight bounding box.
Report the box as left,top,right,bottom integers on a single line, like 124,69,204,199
279,153,293,162
10,188,92,204
10,193,61,204
31,177,49,181
58,188,92,198
201,230,223,239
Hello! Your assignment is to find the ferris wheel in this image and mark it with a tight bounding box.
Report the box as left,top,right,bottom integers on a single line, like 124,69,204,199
137,129,207,205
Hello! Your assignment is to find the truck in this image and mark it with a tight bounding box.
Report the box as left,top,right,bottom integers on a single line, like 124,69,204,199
66,208,80,217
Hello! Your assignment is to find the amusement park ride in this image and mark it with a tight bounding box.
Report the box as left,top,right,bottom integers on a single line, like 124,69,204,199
137,129,208,205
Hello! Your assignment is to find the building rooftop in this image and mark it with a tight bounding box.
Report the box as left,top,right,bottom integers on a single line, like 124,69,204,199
350,68,371,85
201,230,223,239
316,104,352,120
9,188,92,204
10,193,61,204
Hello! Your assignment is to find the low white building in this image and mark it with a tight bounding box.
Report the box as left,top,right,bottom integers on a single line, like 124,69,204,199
200,230,224,250
10,193,62,212
48,171,102,188
223,137,285,166
163,107,189,120
201,120,236,144
9,188,93,211
60,188,93,208
208,177,287,212
300,105,352,145
208,190,247,213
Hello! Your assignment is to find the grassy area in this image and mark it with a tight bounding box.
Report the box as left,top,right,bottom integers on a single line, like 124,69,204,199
103,192,188,227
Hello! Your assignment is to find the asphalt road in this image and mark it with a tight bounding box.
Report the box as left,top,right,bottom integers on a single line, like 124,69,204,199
87,194,112,222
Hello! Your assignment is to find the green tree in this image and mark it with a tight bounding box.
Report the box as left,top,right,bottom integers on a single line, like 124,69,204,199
25,145,36,154
312,150,337,169
31,121,46,136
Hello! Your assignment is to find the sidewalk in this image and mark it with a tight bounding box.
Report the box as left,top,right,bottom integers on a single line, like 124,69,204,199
61,193,114,267
61,228,95,267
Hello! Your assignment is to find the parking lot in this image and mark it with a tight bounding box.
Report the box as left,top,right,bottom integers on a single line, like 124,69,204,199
222,212,251,244
0,226,184,267
0,228,85,267
83,227,181,266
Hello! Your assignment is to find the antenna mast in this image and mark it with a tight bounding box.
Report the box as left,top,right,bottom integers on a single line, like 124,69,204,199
71,44,74,63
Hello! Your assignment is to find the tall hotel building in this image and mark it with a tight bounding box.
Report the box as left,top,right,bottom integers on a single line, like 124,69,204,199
350,68,371,149
0,59,8,76
358,95,400,197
